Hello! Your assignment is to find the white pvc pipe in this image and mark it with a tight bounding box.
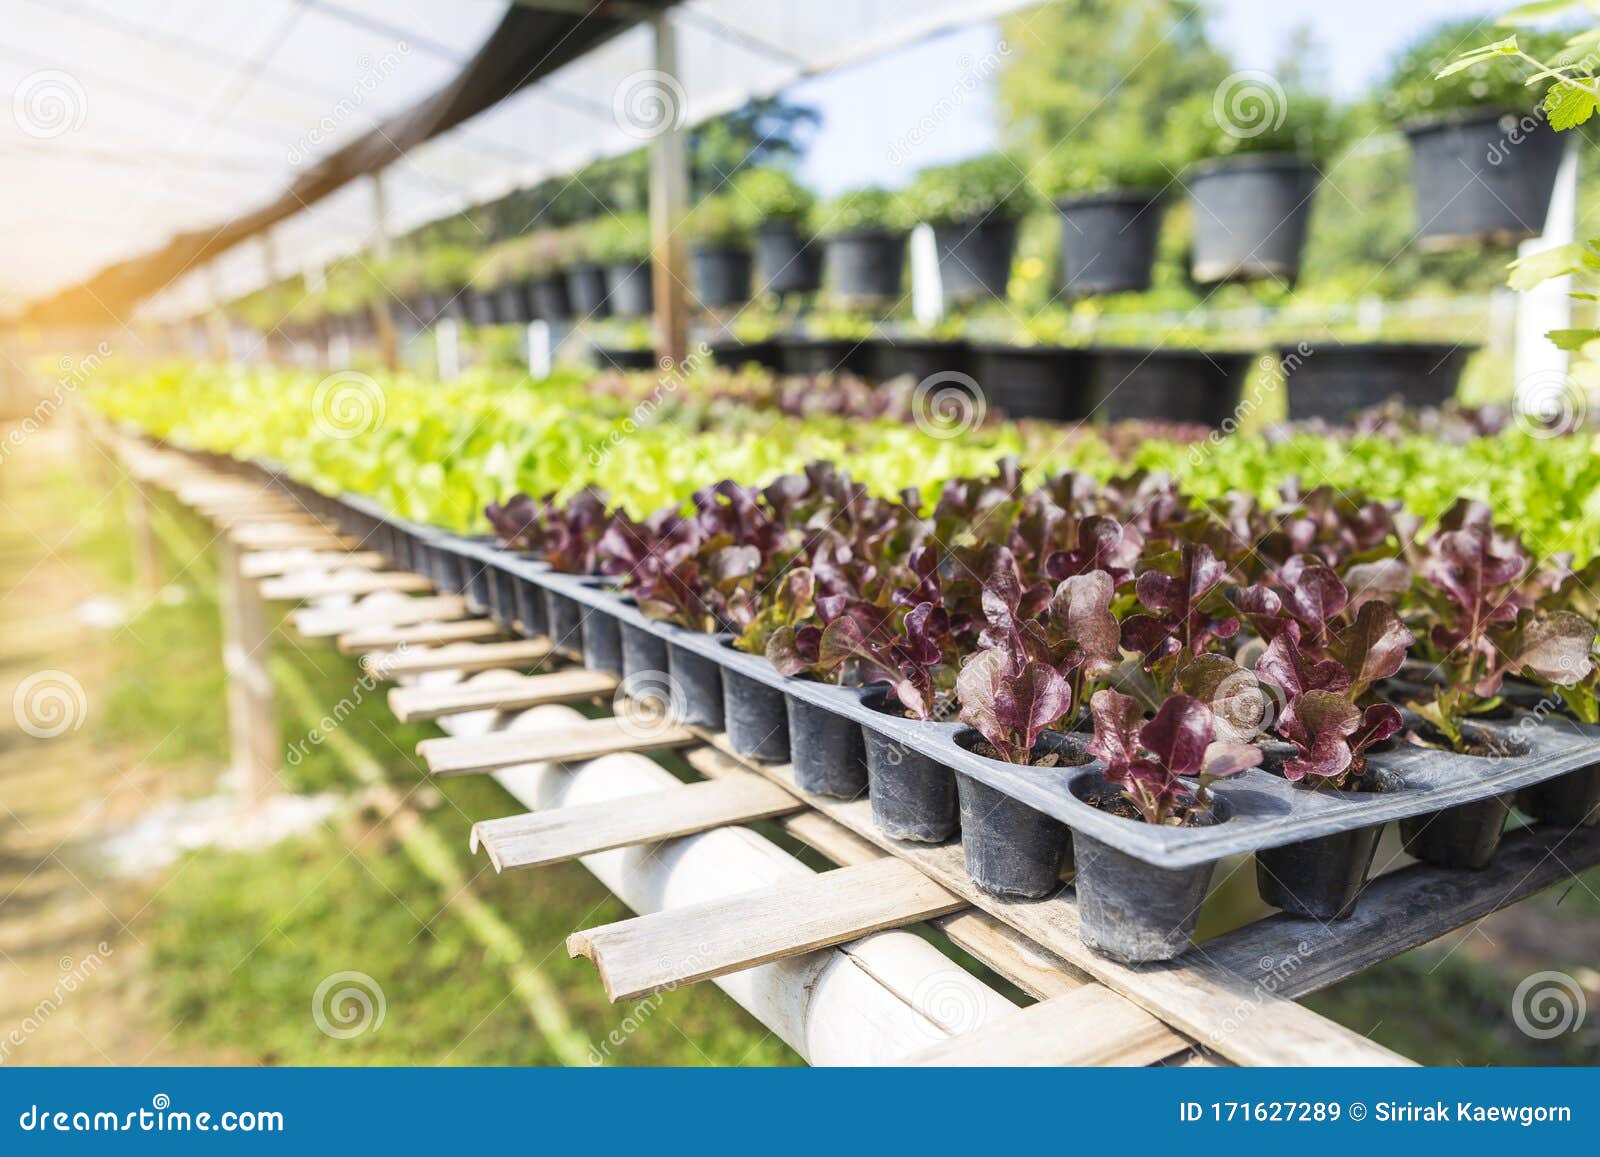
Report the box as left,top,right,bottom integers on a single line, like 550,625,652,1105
433,678,1017,1065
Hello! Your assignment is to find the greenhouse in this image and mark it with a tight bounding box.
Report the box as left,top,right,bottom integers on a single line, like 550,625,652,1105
2,0,1598,1114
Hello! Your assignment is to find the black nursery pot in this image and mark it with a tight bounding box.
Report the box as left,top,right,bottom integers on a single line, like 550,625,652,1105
512,574,548,639
667,638,724,730
467,287,500,327
527,274,571,321
867,338,972,384
1255,825,1384,921
721,654,790,763
753,223,820,295
1187,154,1319,283
1280,341,1476,423
1405,111,1565,250
861,691,958,843
604,262,654,318
967,343,1093,421
952,731,1078,899
1088,347,1252,425
543,589,587,658
1056,189,1164,296
1517,764,1600,829
823,230,906,300
776,337,871,377
566,262,612,319
486,561,522,630
619,620,670,681
786,695,868,799
1073,826,1216,963
931,215,1017,300
691,245,753,308
1400,793,1515,870
495,284,532,325
581,610,625,677
594,345,659,372
709,337,784,373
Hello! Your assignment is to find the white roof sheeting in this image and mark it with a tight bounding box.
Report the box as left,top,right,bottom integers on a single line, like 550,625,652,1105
1,0,1031,319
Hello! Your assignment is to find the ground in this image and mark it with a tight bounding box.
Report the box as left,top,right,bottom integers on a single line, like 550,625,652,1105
0,421,1596,1067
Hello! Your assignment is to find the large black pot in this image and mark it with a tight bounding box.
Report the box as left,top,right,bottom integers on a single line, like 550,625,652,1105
867,338,972,384
1056,189,1164,296
930,215,1017,300
776,337,871,377
566,262,612,319
1405,111,1565,250
691,245,753,308
594,345,660,372
1187,154,1319,284
708,338,783,372
605,262,653,318
967,343,1093,421
494,284,532,325
1088,347,1253,425
466,287,500,327
753,223,820,296
527,274,571,321
1280,341,1476,422
822,230,906,301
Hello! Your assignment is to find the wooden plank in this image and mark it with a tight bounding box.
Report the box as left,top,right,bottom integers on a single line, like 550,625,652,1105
683,746,1211,1066
261,569,430,601
470,776,802,871
418,715,695,777
698,735,1409,1068
388,667,617,722
908,985,1188,1067
567,858,966,1002
338,617,502,654
1204,822,1600,998
242,549,386,577
366,637,554,678
231,524,355,551
291,595,469,638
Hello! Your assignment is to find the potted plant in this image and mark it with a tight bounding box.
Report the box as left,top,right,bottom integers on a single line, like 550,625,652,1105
475,238,534,325
588,214,653,318
1077,690,1259,961
566,223,614,320
903,153,1033,300
688,195,755,309
1276,337,1478,422
1399,501,1597,868
523,230,575,321
1172,87,1339,283
953,550,1122,898
967,309,1094,422
734,168,819,296
1383,20,1569,249
814,188,909,301
1086,316,1253,425
869,317,972,384
1035,130,1176,297
420,245,476,323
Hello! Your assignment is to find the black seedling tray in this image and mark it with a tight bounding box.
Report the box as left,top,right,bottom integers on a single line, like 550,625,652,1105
492,546,1600,871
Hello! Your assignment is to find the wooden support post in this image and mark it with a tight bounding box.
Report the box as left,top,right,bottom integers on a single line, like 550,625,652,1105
649,12,690,367
218,536,279,803
369,172,400,372
124,478,162,599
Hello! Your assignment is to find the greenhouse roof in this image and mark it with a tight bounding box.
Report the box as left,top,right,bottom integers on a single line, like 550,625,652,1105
3,0,1030,325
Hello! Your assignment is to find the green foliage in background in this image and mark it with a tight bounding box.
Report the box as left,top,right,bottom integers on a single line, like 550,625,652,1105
732,168,815,224
812,187,909,235
902,153,1037,224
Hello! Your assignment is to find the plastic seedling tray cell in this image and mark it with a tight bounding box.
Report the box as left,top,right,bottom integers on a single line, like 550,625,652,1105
463,543,1600,873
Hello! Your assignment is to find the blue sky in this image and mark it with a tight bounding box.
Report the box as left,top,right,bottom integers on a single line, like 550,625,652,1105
790,1,1506,195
